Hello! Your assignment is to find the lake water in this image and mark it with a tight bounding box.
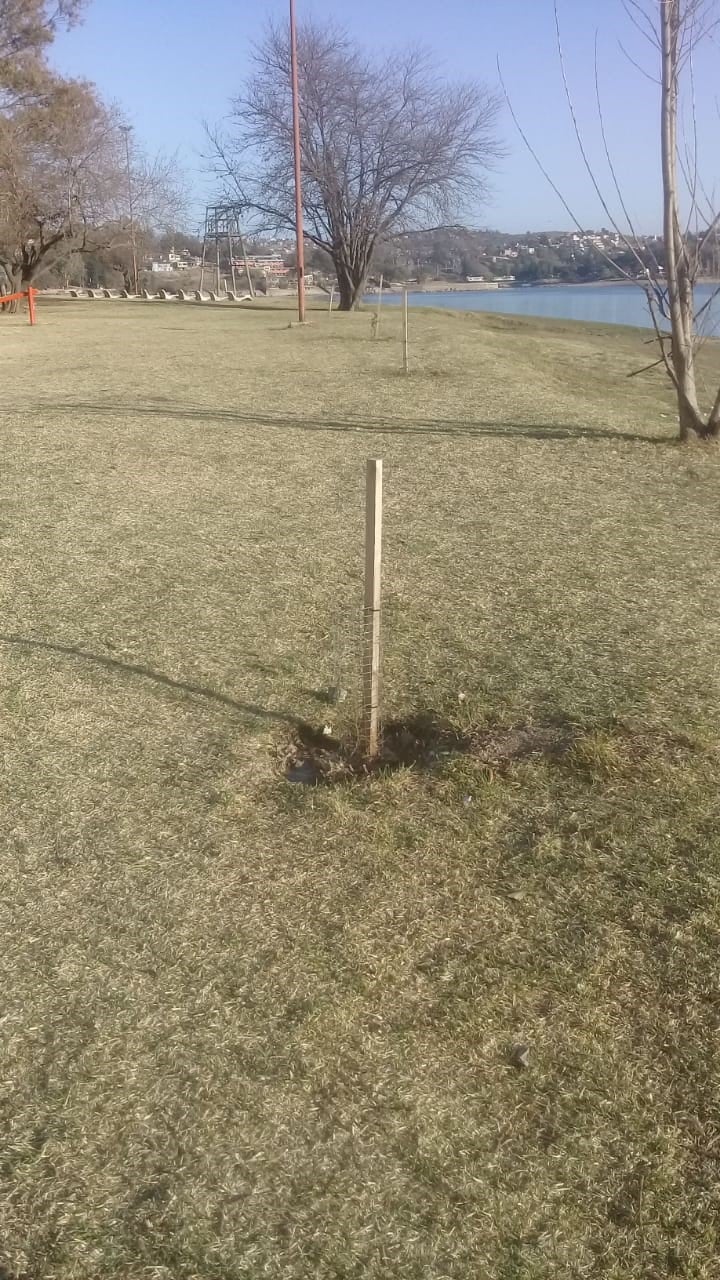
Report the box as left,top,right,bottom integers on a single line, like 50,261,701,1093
371,282,720,335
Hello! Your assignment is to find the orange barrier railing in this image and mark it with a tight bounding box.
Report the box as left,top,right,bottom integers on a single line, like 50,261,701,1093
0,286,37,325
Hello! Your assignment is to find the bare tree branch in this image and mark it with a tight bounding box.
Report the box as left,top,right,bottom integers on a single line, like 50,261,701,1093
593,32,662,277
506,0,720,439
617,37,662,82
621,0,661,48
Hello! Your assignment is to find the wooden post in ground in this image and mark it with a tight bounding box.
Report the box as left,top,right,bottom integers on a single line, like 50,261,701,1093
402,288,409,373
199,236,207,294
374,273,384,336
228,232,238,295
362,459,383,759
328,286,334,313
27,288,36,326
239,233,255,298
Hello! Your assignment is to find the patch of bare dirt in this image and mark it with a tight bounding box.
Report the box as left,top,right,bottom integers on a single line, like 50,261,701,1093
282,714,576,786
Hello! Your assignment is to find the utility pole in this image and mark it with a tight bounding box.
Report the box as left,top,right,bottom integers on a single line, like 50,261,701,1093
120,125,139,296
289,0,306,323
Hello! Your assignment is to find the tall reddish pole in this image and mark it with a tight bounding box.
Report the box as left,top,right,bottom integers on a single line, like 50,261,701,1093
289,0,306,323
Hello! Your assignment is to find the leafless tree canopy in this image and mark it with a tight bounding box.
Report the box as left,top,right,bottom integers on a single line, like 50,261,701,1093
93,148,188,292
613,1,720,438
210,21,502,309
655,0,720,437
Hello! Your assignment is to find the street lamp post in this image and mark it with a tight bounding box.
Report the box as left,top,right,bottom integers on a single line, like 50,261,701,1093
289,0,306,323
120,125,139,296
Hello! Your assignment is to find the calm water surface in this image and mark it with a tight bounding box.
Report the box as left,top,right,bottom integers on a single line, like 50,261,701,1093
371,282,720,334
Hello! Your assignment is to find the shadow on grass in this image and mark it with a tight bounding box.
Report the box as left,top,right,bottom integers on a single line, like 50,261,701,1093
0,634,302,727
45,399,668,445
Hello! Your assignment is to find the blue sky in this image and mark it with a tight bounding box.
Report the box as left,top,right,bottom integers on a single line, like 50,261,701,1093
50,0,719,234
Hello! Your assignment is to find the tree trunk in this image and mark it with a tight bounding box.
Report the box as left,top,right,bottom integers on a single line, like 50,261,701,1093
1,264,35,314
332,252,369,311
677,391,711,440
671,320,704,439
3,270,24,314
660,0,717,442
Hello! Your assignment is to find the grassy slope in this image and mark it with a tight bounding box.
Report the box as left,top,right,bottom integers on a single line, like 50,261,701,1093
1,298,720,1279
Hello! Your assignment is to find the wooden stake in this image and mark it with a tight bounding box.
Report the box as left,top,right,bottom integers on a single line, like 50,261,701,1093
228,232,237,295
374,273,384,336
363,459,383,759
199,236,207,293
215,243,221,296
239,232,255,298
402,287,409,373
328,286,334,313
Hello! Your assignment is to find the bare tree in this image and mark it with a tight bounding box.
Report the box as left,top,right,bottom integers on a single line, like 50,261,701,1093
656,0,720,438
93,152,188,293
209,21,502,310
504,0,720,441
130,149,186,232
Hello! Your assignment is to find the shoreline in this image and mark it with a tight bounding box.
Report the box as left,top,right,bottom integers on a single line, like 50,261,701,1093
367,277,720,295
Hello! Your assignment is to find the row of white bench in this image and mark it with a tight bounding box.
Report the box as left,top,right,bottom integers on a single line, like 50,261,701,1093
67,288,253,303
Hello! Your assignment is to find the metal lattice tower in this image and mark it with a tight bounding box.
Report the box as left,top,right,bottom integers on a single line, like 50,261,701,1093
200,203,255,297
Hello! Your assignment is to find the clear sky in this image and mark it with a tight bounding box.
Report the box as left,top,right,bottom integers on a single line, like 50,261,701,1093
50,0,719,235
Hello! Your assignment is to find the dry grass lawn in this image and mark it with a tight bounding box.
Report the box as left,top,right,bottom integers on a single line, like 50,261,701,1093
1,296,720,1279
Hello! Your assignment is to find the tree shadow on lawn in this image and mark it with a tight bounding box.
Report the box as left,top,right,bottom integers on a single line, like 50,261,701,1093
48,400,668,445
0,633,302,728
